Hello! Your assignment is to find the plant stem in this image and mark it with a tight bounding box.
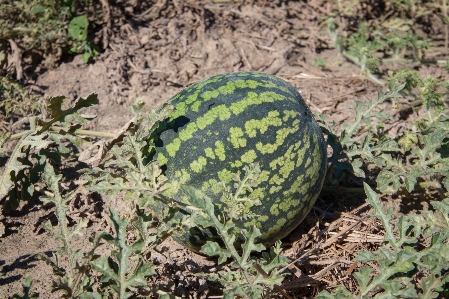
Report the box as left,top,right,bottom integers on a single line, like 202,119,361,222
10,127,116,140
208,213,253,284
341,50,384,86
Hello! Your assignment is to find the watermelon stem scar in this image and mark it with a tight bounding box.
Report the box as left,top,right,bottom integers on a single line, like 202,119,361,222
146,71,327,250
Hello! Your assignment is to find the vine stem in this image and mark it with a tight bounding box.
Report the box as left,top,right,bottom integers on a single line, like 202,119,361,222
10,126,116,140
209,214,253,284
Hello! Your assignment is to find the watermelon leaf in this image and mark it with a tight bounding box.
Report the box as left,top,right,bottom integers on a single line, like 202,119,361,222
181,165,288,298
318,185,449,298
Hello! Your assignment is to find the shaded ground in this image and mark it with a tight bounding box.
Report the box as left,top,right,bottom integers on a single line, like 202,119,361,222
1,0,448,298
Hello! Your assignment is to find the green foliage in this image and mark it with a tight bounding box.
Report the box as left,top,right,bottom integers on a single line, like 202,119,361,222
317,184,449,299
11,276,39,299
0,0,99,65
90,209,156,299
0,94,97,211
182,165,288,299
314,57,328,71
67,15,98,63
327,11,432,85
36,163,99,298
83,104,176,212
319,70,449,195
0,75,43,117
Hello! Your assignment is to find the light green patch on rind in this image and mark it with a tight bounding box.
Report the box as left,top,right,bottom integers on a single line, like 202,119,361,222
218,168,232,183
241,149,257,163
258,170,270,183
197,104,231,130
296,130,310,167
179,122,198,141
230,160,243,168
166,138,181,157
228,127,247,148
252,187,265,199
282,110,298,122
201,89,220,101
256,123,300,155
269,174,285,186
185,90,201,105
229,91,286,115
304,157,312,168
244,110,282,138
204,147,215,159
287,209,297,220
269,185,282,194
279,199,295,213
243,215,269,228
168,101,187,120
306,136,324,182
218,81,236,95
190,156,207,173
270,203,280,216
214,141,226,161
283,173,306,197
165,168,191,196
202,181,210,192
157,152,168,165
263,217,286,239
209,178,221,194
191,100,202,112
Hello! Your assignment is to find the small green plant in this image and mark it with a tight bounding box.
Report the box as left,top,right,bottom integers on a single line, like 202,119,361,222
319,70,449,195
0,0,99,66
314,57,328,71
317,184,449,299
36,163,98,298
89,208,157,299
11,275,39,299
183,175,289,298
0,74,43,117
0,94,98,211
67,16,98,63
326,17,432,85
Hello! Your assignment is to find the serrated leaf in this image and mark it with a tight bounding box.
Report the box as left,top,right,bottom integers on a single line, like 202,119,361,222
354,266,374,289
355,250,377,262
11,275,39,299
316,285,353,299
241,226,265,257
90,255,119,282
201,241,231,264
364,183,398,246
37,94,98,134
421,274,442,299
124,261,155,288
377,169,401,194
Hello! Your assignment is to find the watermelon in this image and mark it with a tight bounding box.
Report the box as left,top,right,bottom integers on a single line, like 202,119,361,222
149,72,327,249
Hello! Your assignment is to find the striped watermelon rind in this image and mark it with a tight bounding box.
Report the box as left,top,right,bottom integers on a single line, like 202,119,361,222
148,72,327,249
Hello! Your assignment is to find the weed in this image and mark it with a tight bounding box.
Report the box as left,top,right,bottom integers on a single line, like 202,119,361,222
0,74,43,117
0,0,99,66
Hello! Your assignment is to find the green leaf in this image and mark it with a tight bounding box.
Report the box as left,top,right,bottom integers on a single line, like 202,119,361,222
201,241,231,264
68,16,88,41
377,169,401,194
82,52,92,63
37,94,98,134
354,266,374,290
421,274,442,299
11,275,39,299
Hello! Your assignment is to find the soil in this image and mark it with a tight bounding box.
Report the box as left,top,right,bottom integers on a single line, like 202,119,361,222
1,0,448,298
